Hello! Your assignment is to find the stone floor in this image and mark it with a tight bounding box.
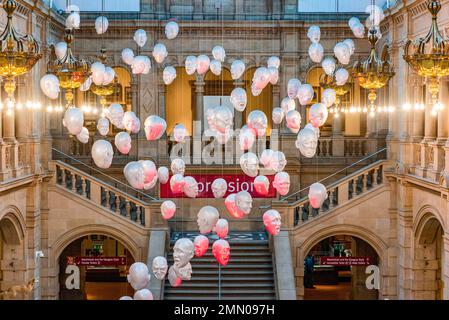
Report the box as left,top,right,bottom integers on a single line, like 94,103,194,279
304,283,352,300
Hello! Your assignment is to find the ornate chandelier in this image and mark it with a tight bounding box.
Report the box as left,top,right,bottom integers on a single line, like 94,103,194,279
320,72,351,116
0,0,42,107
47,28,90,107
353,28,395,113
90,47,119,110
403,0,449,106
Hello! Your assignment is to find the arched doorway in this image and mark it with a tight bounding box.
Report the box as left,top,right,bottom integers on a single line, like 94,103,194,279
414,214,443,300
304,235,379,300
58,234,135,300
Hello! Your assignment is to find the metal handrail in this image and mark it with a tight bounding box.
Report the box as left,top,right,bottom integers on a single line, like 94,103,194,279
52,147,159,201
281,147,387,202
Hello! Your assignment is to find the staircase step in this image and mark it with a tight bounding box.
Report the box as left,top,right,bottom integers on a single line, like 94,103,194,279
164,282,274,288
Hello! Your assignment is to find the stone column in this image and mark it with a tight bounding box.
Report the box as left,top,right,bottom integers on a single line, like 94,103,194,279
233,79,244,129
273,231,297,299
423,91,437,142
332,114,344,156
147,230,167,300
194,75,205,132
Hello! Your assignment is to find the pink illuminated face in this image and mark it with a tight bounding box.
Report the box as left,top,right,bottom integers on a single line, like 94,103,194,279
225,194,244,219
168,266,182,287
254,176,269,196
194,235,209,257
212,239,230,266
214,219,229,239
263,210,282,236
170,174,185,194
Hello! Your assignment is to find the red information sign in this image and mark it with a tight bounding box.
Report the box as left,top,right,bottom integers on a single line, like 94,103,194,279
160,174,277,198
66,256,127,266
320,256,371,266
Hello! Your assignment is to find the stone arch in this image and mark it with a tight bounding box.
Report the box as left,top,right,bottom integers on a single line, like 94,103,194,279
414,205,445,238
0,206,26,247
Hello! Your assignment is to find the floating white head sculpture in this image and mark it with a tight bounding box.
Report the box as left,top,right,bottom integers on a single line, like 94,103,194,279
225,193,244,219
106,103,124,128
335,68,349,86
144,115,167,140
365,4,385,26
131,55,151,75
124,161,145,189
322,57,337,76
231,59,245,80
349,17,361,29
76,127,89,144
343,38,355,56
273,172,290,196
170,174,185,194
91,62,106,86
152,256,168,280
215,129,233,145
133,289,153,301
281,97,296,114
95,16,108,35
161,200,176,220
254,175,270,196
139,160,158,189
334,42,351,65
267,56,280,69
173,238,195,268
163,66,177,85
171,158,185,175
173,262,192,281
55,42,67,60
214,219,229,239
121,48,135,65
305,123,320,139
127,262,151,290
212,178,227,199
212,45,226,62
97,117,110,136
296,127,318,158
309,182,328,209
194,235,209,257
268,66,279,85
263,209,282,236
63,107,84,135
196,55,210,75
211,106,233,134
158,166,169,184
115,131,132,155
197,206,220,234
298,84,314,106
230,88,247,112
238,125,256,151
212,239,230,266
40,74,60,99
210,59,222,76
119,296,133,300
183,176,199,198
272,107,284,125
173,124,187,143
286,110,302,134
122,111,140,134
103,67,115,85
152,43,168,64
235,191,253,215
168,265,182,287
253,67,271,90
351,22,365,38
309,103,329,128
185,56,197,75
92,140,113,169
309,43,324,63
270,151,287,172
239,152,259,177
165,21,179,40
307,25,321,43
322,88,337,107
134,29,147,47
287,78,301,99
66,11,80,30
251,82,263,97
260,149,275,169
247,110,268,137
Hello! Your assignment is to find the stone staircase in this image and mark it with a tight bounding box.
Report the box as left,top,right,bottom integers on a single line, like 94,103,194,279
163,232,277,300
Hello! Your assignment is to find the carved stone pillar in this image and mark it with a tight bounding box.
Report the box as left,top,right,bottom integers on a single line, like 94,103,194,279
423,92,437,142
233,79,244,129
332,114,344,156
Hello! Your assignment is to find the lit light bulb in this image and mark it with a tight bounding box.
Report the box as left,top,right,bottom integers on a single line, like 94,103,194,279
7,99,14,110
92,108,98,115
369,111,375,118
434,102,444,111
402,103,411,111
26,101,33,109
334,112,340,118
362,107,367,113
431,109,438,116
47,105,53,113
16,102,23,110
6,108,12,116
0,103,3,110
357,107,362,112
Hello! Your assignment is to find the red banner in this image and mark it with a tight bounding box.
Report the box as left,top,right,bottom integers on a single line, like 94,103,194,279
160,174,277,198
320,256,371,266
66,256,127,266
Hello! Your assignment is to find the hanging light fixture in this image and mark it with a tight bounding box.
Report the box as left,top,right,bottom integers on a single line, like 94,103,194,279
403,1,449,107
0,0,42,109
320,72,351,115
90,47,119,110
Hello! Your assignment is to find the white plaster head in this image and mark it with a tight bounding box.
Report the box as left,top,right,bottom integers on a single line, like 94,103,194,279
349,17,361,29
212,178,227,199
296,127,318,158
139,160,158,189
235,191,253,215
40,74,60,99
230,87,247,112
161,200,176,220
252,67,271,90
76,127,89,144
152,43,168,64
239,152,259,177
231,59,245,80
97,117,110,136
308,43,324,63
268,66,279,85
173,123,187,143
173,263,192,281
267,56,280,69
214,218,229,239
197,206,220,234
127,262,151,290
133,289,153,300
103,67,115,86
272,107,284,125
63,107,84,135
298,84,314,106
119,296,133,300
224,193,244,219
152,256,168,280
91,62,106,86
183,176,199,198
92,140,114,169
309,182,328,209
185,56,197,75
309,103,329,128
263,209,282,236
106,103,124,128
212,106,233,134
343,38,355,56
286,110,302,134
122,111,140,134
254,175,270,196
281,97,296,114
171,158,186,175
80,76,92,92
124,161,145,190
121,48,135,65
351,22,365,38
212,45,226,62
210,59,222,76
273,172,290,196
144,115,167,141
131,56,151,75
134,29,147,47
196,55,210,75
168,265,182,287
212,239,230,266
307,25,321,43
158,166,169,184
238,125,256,151
165,21,179,40
55,41,67,60
163,66,177,85
173,238,194,268
95,16,109,34
115,131,132,155
305,123,320,139
194,235,209,257
260,149,275,169
335,68,349,86
170,174,185,194
270,151,287,173
251,82,263,97
322,57,336,76
247,110,268,137
66,11,80,29
334,42,351,65
287,78,301,99
322,88,337,107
